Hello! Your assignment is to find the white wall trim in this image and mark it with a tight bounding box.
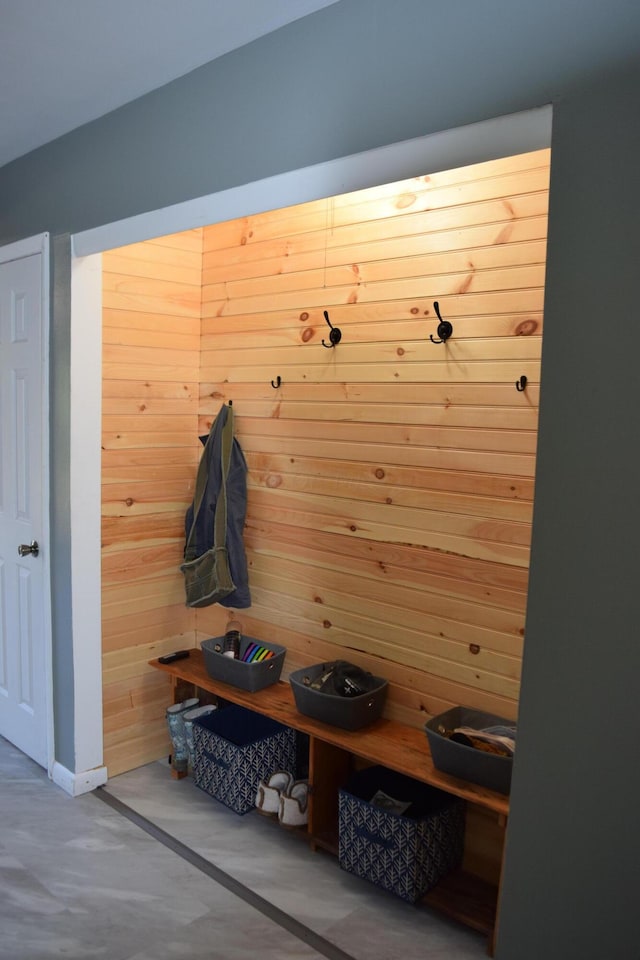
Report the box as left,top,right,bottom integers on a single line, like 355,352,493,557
68,105,552,781
69,252,104,775
52,761,108,797
0,232,49,264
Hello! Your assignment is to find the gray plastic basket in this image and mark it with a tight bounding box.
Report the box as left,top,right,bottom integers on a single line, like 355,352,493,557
425,706,515,795
289,662,388,730
200,636,286,692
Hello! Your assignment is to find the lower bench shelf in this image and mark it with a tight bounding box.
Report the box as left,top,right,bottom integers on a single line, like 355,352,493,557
150,650,508,954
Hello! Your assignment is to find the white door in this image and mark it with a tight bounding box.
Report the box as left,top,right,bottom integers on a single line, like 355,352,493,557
0,242,51,769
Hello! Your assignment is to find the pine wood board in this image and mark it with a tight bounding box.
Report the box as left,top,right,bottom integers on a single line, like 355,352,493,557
103,275,201,318
103,325,200,352
244,493,530,566
202,264,545,317
202,165,549,255
103,308,201,337
103,378,198,400
229,412,538,455
103,253,202,286
201,289,544,329
245,528,528,614
246,550,525,642
202,239,547,302
247,466,533,522
244,516,529,594
237,591,520,699
233,431,537,479
201,379,540,408
202,216,548,285
102,603,193,644
199,312,543,351
203,191,548,269
103,343,200,370
246,564,523,665
103,361,199,383
246,483,531,549
220,397,539,432
104,239,203,272
101,512,186,545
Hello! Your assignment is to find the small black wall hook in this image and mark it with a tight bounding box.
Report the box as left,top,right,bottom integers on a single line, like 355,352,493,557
515,375,528,392
271,375,282,389
321,310,342,348
429,301,453,344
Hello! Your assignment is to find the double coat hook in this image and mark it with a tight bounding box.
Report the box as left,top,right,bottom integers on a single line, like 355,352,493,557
430,302,453,344
322,310,342,348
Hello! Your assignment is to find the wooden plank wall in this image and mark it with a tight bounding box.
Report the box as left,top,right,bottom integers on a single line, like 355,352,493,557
198,149,550,733
101,230,205,776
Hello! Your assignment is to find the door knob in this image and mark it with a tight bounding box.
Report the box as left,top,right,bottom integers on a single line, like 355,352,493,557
18,540,39,558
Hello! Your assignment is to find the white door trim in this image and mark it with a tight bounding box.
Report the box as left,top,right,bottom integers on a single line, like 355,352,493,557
69,105,552,781
0,231,54,774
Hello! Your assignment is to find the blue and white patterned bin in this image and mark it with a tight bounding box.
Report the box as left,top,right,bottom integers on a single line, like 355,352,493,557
193,705,296,815
338,765,465,902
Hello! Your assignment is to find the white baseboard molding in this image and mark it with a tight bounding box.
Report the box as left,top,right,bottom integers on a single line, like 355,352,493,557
52,761,108,797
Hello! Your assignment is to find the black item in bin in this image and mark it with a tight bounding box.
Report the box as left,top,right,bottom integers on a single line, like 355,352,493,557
200,636,286,692
289,662,388,730
338,764,465,902
425,706,515,795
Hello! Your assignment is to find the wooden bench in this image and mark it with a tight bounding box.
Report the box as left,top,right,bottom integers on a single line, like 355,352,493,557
151,650,508,953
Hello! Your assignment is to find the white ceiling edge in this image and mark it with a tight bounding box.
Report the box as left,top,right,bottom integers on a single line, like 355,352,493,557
73,105,553,258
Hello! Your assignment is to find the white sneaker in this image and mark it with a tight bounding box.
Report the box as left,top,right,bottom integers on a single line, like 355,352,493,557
279,780,309,829
255,770,294,817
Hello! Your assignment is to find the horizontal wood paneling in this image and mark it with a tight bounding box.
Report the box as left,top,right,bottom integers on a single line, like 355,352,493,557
101,233,203,777
100,151,549,787
196,149,550,729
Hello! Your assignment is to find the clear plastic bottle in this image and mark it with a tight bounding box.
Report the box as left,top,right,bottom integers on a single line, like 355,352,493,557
223,619,242,658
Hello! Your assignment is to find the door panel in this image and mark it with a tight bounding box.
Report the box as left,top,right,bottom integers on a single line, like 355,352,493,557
0,253,48,767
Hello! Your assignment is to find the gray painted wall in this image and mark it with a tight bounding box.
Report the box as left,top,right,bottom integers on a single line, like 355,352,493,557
1,1,639,956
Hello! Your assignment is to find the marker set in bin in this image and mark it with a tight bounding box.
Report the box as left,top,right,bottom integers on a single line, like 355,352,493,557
242,642,275,663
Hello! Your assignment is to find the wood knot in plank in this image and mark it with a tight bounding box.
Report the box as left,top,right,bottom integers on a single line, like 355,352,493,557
396,193,416,209
515,318,538,336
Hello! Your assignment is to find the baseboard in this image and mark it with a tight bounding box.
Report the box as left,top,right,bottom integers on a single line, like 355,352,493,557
52,761,108,797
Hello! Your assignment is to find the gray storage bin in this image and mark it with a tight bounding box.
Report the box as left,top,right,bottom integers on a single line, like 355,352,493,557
425,706,515,795
201,636,286,692
289,662,388,730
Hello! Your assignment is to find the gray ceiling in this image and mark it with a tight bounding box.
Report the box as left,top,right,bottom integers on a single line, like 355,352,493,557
0,0,340,169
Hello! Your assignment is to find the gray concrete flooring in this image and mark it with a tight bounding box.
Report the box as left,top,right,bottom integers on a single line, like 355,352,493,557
0,736,485,959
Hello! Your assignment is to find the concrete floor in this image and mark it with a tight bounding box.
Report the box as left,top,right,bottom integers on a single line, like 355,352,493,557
0,735,486,960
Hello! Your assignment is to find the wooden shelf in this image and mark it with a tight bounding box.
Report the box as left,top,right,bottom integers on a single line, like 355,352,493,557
151,649,506,953
424,870,498,937
150,650,510,817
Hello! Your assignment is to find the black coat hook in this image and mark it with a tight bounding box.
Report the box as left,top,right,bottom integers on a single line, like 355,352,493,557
322,310,342,348
429,301,453,344
271,375,282,389
515,375,527,392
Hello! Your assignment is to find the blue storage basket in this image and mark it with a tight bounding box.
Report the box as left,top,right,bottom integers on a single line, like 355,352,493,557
339,765,465,902
192,704,296,815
